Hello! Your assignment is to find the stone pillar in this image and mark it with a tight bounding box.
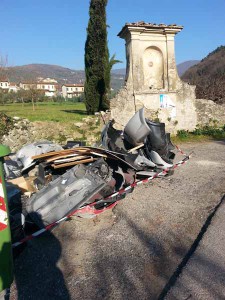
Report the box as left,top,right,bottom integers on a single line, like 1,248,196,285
110,22,198,133
165,31,179,91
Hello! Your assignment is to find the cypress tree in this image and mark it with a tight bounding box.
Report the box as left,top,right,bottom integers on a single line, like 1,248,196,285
84,0,109,114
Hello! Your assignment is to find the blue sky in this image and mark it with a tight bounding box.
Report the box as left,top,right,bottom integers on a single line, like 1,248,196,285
1,0,225,69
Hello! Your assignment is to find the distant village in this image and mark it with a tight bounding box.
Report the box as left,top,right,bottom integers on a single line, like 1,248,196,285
0,77,84,99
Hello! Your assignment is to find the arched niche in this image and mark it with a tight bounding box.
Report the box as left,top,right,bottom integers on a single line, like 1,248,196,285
143,46,164,89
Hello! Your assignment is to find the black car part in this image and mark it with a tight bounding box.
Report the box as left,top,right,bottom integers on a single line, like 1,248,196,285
26,159,113,227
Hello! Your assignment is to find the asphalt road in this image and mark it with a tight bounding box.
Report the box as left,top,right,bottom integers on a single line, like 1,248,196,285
10,140,225,300
165,195,225,300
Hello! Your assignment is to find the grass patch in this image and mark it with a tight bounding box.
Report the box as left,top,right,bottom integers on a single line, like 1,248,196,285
172,134,211,144
0,102,87,123
172,126,225,144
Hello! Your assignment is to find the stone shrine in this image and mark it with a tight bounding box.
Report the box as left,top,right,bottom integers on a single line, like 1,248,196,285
110,22,197,132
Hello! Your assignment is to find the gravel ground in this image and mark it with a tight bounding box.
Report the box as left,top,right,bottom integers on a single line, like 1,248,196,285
9,140,225,300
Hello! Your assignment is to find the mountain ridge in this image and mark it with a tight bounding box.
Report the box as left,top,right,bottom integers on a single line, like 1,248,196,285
2,60,201,92
182,45,225,104
6,64,85,84
4,59,199,83
176,60,200,76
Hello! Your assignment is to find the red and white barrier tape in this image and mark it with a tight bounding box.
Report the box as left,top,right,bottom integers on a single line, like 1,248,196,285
175,144,188,156
0,178,8,231
12,148,191,248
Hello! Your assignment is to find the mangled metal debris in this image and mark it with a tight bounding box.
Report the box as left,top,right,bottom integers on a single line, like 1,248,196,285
6,108,178,233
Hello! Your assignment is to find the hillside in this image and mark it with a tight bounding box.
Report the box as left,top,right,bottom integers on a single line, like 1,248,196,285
111,68,126,75
5,64,125,91
107,61,199,77
176,60,200,76
6,64,85,84
182,46,225,104
2,59,206,93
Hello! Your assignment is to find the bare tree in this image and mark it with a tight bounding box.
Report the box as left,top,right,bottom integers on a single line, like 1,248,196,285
0,54,9,80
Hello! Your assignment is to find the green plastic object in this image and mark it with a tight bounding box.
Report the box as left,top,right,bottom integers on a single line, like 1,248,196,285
0,144,13,292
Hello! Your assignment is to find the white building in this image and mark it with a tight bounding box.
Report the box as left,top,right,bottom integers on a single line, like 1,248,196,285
19,82,37,90
62,84,84,99
19,81,58,97
8,83,19,93
1,79,19,93
42,78,58,83
0,79,9,91
37,82,58,97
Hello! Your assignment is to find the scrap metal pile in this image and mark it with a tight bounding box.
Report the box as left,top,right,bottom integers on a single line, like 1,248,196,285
5,108,188,246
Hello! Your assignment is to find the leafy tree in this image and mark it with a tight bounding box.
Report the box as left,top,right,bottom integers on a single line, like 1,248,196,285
84,0,110,114
105,54,122,96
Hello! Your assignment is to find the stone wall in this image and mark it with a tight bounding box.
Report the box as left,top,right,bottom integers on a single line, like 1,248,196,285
111,88,225,132
1,116,101,152
111,84,198,133
195,99,225,126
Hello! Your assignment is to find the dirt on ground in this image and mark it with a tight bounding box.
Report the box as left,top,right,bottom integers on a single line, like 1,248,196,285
10,140,225,300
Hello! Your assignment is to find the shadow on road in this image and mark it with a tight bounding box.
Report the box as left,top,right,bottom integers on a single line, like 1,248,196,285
73,210,179,299
12,227,70,300
215,139,225,146
159,194,225,299
69,194,225,299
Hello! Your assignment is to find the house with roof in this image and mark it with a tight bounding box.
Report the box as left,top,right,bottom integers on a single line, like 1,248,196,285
8,82,19,93
0,78,9,92
37,82,58,97
19,82,37,90
42,78,58,83
19,81,58,97
1,78,19,93
62,84,84,99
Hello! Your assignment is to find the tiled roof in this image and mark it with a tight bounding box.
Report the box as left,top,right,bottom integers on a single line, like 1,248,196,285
125,21,183,28
0,78,9,82
37,82,58,85
62,84,84,87
118,21,183,36
20,82,37,85
38,90,55,92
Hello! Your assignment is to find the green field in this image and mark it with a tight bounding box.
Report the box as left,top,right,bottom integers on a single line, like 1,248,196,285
0,102,87,123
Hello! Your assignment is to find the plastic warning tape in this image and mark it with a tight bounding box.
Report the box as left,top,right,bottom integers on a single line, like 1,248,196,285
175,144,189,156
12,150,191,248
0,178,8,231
